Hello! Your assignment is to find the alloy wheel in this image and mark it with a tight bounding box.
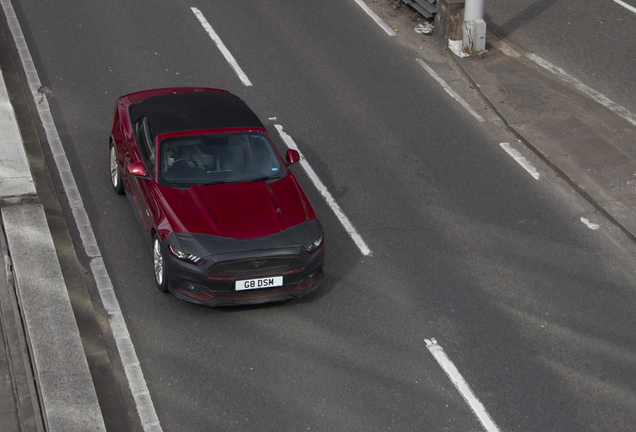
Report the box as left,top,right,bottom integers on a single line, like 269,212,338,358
153,238,164,286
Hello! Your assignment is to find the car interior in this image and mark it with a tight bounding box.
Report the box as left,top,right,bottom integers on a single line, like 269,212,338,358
160,132,283,187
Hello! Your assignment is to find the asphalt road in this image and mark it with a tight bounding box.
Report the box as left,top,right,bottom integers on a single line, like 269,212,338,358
5,0,636,431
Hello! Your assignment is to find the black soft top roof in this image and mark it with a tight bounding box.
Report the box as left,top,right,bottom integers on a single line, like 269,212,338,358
129,91,264,136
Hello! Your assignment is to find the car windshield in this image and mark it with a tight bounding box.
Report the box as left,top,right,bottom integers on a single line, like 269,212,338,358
158,132,284,188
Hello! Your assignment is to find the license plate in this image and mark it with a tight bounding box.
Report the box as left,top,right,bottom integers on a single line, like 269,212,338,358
235,276,283,291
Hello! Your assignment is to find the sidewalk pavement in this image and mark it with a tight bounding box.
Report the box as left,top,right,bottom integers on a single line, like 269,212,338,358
454,34,636,242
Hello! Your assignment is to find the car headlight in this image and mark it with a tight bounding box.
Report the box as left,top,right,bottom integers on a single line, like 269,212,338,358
305,233,323,254
169,245,204,265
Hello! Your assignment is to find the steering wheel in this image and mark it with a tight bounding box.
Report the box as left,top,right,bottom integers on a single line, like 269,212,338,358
172,158,198,169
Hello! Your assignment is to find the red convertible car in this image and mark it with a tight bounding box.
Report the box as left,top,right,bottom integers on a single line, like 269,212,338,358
109,87,324,306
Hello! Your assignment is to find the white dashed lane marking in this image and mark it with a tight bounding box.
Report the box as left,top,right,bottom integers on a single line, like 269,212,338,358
191,7,253,87
426,338,501,432
274,124,372,256
416,59,486,123
614,0,636,14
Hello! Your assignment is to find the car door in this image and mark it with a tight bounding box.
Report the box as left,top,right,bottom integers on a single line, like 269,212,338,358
126,117,156,237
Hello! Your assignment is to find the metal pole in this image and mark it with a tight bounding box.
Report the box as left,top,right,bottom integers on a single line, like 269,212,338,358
462,0,486,53
463,0,484,22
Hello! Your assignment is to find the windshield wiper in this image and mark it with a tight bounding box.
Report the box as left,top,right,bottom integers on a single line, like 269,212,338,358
254,174,281,182
200,180,229,186
200,174,281,186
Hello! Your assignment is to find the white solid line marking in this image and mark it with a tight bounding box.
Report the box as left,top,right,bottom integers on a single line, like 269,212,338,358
425,339,501,432
526,53,636,127
191,7,253,87
274,125,372,256
500,142,540,180
581,217,600,230
416,58,485,123
614,0,636,14
352,0,396,37
0,0,162,430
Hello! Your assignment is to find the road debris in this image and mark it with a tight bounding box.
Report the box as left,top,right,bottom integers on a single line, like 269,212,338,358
448,40,469,58
415,22,434,34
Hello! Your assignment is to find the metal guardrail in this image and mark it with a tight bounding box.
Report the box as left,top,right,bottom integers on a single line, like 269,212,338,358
390,0,438,20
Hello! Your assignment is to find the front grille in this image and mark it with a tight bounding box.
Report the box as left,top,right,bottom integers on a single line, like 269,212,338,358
208,257,304,278
214,285,299,301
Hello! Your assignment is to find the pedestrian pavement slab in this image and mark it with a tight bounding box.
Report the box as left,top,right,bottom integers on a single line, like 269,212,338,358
0,322,21,431
0,65,34,198
0,227,42,432
2,204,106,432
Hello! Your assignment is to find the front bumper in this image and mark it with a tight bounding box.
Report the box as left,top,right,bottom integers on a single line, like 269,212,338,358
162,223,325,306
170,268,324,307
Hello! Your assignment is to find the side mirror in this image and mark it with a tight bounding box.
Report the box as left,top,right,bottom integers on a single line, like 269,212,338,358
127,162,150,178
285,149,300,167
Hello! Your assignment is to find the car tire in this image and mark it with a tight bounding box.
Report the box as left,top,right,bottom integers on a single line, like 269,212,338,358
110,142,125,195
152,234,170,293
